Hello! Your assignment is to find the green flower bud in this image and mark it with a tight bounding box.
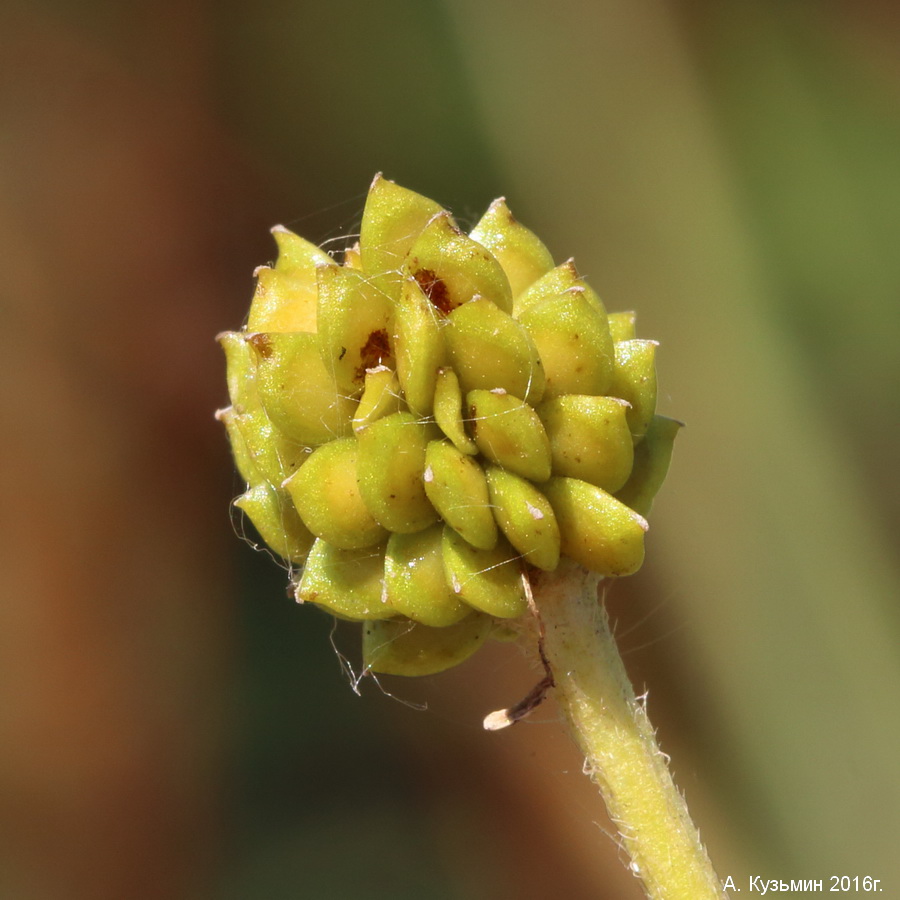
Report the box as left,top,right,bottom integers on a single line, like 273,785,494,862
513,259,606,318
296,540,391,620
359,174,443,302
542,477,648,577
219,176,680,675
216,332,309,484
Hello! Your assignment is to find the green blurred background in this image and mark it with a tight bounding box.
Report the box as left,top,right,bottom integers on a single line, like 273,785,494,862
2,1,899,897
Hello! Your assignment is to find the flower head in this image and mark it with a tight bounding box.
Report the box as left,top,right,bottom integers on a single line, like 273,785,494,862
217,176,679,676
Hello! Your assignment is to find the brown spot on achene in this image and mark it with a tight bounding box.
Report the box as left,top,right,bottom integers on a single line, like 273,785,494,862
355,329,392,381
413,267,456,316
247,333,272,358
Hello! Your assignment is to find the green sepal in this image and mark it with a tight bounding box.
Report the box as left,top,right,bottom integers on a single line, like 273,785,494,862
607,310,636,342
423,440,497,550
484,466,560,571
537,395,634,493
383,525,470,627
296,539,393,621
616,415,682,517
316,265,392,396
282,438,387,550
249,332,357,446
432,367,478,455
610,339,658,442
362,612,492,677
391,276,448,416
518,289,614,399
467,389,552,482
234,483,314,564
356,412,439,533
441,527,527,618
352,366,403,432
543,477,647,577
404,212,513,315
446,297,545,404
359,174,443,302
247,226,334,334
469,198,554,298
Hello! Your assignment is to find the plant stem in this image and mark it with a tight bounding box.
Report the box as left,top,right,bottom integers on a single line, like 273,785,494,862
531,559,726,900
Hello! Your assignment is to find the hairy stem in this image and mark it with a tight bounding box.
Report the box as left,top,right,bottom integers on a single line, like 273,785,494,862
532,559,725,900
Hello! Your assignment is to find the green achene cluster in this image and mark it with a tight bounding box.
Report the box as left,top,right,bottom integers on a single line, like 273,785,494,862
218,175,679,677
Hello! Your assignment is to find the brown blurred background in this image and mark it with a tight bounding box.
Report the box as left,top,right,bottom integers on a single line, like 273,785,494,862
2,1,899,898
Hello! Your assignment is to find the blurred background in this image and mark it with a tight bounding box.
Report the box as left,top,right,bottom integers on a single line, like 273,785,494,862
2,0,899,897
